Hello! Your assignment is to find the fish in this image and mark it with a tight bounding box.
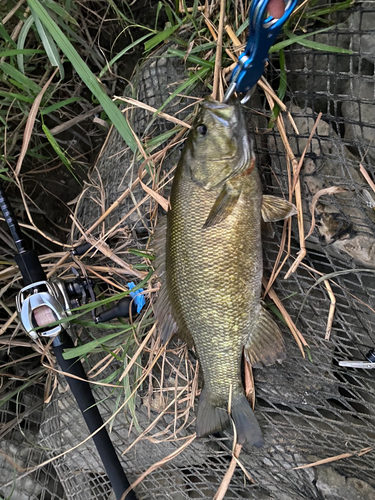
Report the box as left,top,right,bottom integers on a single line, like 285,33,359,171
154,96,296,447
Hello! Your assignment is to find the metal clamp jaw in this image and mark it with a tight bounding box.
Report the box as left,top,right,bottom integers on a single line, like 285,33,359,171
338,349,375,369
16,278,72,341
224,0,297,102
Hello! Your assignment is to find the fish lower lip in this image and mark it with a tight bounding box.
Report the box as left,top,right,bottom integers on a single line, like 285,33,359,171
211,156,236,162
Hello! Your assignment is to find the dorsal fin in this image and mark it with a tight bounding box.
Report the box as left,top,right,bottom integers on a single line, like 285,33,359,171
153,218,178,344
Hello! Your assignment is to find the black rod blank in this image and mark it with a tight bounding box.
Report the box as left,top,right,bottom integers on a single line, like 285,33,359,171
53,332,137,500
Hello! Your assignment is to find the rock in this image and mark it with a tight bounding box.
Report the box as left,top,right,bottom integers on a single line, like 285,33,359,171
349,2,375,63
341,78,375,163
316,466,375,500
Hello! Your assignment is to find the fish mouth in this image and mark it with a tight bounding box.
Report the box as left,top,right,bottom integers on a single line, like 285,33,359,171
202,97,234,110
201,96,237,125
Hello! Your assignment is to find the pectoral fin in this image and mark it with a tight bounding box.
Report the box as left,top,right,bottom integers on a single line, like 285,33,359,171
261,219,275,239
261,195,297,222
203,182,240,228
244,306,286,368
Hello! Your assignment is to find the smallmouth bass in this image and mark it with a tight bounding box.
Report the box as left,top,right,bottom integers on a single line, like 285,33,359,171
154,96,296,447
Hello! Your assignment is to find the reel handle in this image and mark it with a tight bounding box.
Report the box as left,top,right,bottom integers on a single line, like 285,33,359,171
95,297,137,324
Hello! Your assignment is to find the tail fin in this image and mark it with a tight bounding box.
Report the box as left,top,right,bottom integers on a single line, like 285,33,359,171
196,388,230,437
196,389,263,448
231,394,263,448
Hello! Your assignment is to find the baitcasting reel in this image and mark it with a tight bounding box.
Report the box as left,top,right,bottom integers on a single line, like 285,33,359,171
15,259,140,342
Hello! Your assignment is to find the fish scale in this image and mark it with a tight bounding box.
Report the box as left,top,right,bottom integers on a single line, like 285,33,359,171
168,170,262,404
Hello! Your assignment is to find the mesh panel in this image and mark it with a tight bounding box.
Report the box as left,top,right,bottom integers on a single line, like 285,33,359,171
0,380,65,500
2,2,375,499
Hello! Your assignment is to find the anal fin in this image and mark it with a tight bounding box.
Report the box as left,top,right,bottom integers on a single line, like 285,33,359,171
261,195,297,222
244,306,286,368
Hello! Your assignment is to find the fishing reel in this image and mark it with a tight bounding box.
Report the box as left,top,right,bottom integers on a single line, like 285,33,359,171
16,244,139,342
16,269,95,341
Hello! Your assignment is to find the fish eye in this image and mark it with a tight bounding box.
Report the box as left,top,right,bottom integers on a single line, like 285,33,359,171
196,124,208,136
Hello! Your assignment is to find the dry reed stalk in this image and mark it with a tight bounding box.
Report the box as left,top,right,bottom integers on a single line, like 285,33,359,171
294,447,373,470
291,111,323,193
48,105,103,135
324,280,336,341
14,68,58,176
1,0,25,24
114,96,191,128
244,358,255,408
213,444,246,500
119,324,156,381
225,24,243,55
262,277,307,355
179,0,206,12
212,0,226,100
360,163,375,194
123,386,189,456
0,311,18,335
71,216,145,278
86,348,122,377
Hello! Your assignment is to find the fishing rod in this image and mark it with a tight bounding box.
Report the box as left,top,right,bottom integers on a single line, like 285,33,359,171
0,185,138,500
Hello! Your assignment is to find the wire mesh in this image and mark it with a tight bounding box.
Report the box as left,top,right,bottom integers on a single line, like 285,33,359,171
2,2,375,499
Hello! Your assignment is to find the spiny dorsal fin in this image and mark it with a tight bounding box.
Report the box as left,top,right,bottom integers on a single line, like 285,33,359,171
261,195,297,222
244,306,286,368
153,217,167,278
203,182,240,229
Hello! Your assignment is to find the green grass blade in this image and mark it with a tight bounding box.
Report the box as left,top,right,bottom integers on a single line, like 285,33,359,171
0,90,34,103
42,123,80,182
32,8,65,78
144,24,181,52
0,22,17,48
269,48,287,128
63,329,132,359
292,37,352,54
43,0,78,25
270,26,334,52
157,66,210,113
98,32,154,79
0,61,42,94
144,127,183,153
305,0,353,19
0,48,45,58
41,96,83,115
17,15,35,74
167,48,215,68
27,0,138,151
